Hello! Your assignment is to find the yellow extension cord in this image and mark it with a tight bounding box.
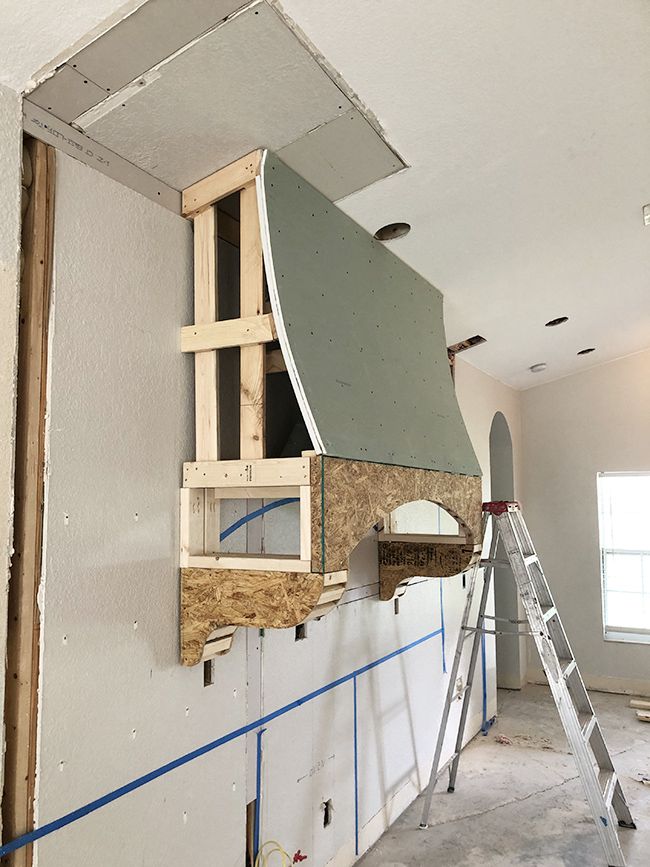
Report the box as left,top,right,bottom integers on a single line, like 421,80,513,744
254,840,293,867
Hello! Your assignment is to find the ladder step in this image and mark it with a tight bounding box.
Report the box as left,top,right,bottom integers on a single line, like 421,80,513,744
582,714,597,741
562,658,577,678
480,558,509,568
600,770,618,807
435,752,459,780
524,554,538,566
542,606,557,623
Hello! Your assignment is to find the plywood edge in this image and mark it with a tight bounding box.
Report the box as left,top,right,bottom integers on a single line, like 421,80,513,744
182,149,263,217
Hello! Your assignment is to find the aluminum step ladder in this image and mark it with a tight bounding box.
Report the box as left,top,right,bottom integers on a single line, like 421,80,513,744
419,501,636,867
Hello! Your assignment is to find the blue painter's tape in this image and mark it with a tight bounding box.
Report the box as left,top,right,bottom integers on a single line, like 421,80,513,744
439,578,446,674
353,676,359,857
0,626,444,857
220,498,299,542
253,728,266,861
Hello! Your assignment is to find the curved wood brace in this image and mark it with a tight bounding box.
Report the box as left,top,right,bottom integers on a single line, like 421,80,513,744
181,567,347,666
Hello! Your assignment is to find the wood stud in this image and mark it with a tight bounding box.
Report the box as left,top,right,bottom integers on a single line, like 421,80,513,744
239,182,265,460
3,138,55,867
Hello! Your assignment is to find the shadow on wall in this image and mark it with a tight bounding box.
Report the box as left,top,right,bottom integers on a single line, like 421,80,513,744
490,412,526,689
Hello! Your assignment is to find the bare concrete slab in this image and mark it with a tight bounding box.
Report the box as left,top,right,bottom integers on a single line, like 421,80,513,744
359,685,650,866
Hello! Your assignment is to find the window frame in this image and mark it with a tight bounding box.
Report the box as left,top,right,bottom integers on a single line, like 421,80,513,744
597,471,650,645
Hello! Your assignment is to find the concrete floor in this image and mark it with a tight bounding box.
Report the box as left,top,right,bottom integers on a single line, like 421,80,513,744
359,685,650,867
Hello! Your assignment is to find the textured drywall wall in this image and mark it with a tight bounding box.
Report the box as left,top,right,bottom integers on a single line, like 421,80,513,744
522,348,650,696
35,154,247,866
31,153,517,864
261,152,480,476
0,82,22,798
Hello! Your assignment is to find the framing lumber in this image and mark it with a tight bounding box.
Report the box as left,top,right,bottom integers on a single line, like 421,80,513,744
183,457,309,488
3,138,55,867
239,182,265,459
182,149,262,218
193,207,219,461
265,347,286,374
181,313,276,353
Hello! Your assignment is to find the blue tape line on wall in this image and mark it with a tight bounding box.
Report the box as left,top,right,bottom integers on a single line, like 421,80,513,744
220,498,299,542
0,626,444,857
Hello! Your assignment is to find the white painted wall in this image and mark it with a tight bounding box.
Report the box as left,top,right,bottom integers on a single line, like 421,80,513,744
0,82,22,798
521,349,650,696
30,157,520,866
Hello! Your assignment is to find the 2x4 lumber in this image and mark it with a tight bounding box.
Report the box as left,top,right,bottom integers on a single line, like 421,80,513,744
180,488,206,567
630,699,650,710
377,532,467,545
182,149,262,218
181,313,276,353
193,207,219,462
208,486,299,499
186,554,312,573
239,182,265,459
265,347,286,375
183,457,310,489
4,138,55,867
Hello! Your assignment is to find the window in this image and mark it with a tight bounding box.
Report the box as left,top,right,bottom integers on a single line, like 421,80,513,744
597,472,650,643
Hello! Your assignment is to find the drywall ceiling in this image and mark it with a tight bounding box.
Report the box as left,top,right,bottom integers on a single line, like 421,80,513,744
277,0,650,389
7,0,650,388
25,0,403,201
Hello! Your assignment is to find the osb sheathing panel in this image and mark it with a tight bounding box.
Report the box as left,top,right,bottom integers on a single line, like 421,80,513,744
181,568,324,666
378,541,470,601
310,456,482,583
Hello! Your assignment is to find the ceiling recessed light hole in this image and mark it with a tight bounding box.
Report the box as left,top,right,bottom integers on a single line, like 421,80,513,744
529,363,547,373
545,316,568,327
374,222,411,241
577,347,595,355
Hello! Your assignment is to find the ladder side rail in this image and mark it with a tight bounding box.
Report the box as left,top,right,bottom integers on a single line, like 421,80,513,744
418,531,487,828
499,511,628,867
446,562,495,794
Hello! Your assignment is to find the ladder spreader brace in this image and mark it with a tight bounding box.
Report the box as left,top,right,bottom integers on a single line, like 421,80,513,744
419,501,636,867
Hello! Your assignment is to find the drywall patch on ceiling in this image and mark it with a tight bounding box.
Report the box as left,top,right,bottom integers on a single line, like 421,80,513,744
67,0,245,94
27,65,108,123
277,109,404,202
76,2,353,189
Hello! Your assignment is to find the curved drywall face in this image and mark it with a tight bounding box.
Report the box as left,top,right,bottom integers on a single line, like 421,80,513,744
259,150,480,476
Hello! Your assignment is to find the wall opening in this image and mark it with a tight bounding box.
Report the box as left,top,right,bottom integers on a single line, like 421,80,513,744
489,411,525,689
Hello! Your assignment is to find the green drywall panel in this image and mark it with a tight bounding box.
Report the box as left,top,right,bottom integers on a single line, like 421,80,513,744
260,152,481,477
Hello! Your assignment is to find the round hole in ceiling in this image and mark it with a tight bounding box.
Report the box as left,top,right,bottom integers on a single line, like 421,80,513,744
529,363,547,373
577,347,596,355
374,222,411,241
545,316,569,327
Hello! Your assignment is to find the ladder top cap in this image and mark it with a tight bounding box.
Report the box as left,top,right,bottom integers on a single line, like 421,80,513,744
482,501,520,515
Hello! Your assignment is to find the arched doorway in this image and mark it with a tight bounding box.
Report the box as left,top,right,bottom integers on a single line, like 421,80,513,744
489,412,525,689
